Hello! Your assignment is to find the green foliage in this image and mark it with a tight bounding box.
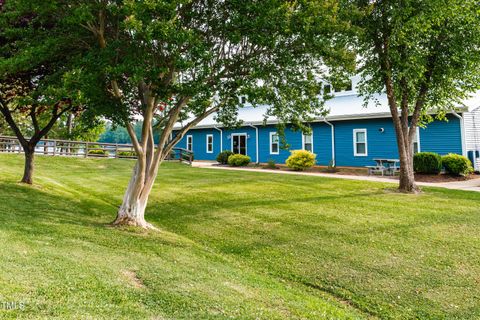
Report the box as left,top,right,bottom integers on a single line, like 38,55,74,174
88,145,108,157
345,0,480,118
216,150,234,165
227,154,251,167
117,151,136,158
286,150,316,171
413,152,442,174
265,159,278,169
442,154,474,176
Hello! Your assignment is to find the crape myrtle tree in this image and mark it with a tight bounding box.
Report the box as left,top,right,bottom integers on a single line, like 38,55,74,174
341,0,480,192
0,0,92,184
75,0,352,229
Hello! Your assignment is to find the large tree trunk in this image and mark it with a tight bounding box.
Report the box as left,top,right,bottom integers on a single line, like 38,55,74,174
393,126,420,193
112,161,159,229
398,151,418,193
21,147,35,184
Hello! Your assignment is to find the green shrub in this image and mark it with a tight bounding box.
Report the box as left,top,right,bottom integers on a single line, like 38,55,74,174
227,154,251,167
442,153,473,176
413,152,442,174
88,149,108,156
216,150,234,164
286,150,316,171
265,159,277,169
118,151,137,158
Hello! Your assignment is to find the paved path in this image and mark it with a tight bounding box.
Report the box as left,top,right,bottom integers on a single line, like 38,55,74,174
192,161,480,193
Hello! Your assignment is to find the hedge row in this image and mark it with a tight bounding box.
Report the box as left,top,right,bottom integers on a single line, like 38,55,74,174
414,152,473,176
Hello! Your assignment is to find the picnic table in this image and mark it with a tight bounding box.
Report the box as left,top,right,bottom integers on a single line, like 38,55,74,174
366,158,400,176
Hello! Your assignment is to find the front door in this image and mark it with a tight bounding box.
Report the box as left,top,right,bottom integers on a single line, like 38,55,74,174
232,134,247,155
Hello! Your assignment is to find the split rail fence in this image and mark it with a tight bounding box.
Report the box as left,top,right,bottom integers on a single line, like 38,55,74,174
0,136,193,164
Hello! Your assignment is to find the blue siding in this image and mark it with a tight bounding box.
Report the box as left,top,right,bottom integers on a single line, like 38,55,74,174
176,115,463,167
419,115,462,155
176,128,221,161
334,118,399,167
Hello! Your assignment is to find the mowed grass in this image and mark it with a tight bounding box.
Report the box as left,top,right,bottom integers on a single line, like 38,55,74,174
0,155,479,319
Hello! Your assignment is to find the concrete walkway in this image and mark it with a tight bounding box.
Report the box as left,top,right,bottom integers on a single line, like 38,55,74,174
192,161,480,193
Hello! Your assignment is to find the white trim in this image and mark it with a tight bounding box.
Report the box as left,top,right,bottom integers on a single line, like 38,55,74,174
324,120,335,166
213,126,223,151
302,131,314,153
269,132,280,155
452,111,467,156
230,133,248,155
353,129,368,156
413,127,421,153
206,134,213,153
247,124,259,163
186,135,193,151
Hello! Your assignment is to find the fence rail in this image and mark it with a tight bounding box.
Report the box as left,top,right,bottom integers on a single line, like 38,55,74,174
0,136,194,164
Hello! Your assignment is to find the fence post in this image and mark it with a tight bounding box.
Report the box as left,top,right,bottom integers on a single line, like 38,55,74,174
115,144,119,158
85,142,89,158
53,141,56,156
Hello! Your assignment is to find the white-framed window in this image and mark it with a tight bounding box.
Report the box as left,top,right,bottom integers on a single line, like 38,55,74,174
239,95,247,104
323,84,332,94
353,129,368,156
270,132,279,154
206,134,213,153
413,127,421,154
302,132,313,152
186,135,193,151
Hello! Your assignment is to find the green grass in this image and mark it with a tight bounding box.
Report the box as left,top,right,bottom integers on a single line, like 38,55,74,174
0,154,479,319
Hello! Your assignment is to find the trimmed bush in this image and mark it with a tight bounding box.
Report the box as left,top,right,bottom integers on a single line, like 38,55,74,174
286,150,316,171
88,145,108,156
88,149,108,156
216,150,234,164
118,151,137,158
227,154,251,167
442,153,474,176
413,152,442,174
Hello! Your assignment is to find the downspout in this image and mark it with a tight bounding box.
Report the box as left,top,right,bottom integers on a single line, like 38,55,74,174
324,119,336,166
213,126,223,152
452,111,467,157
247,124,259,164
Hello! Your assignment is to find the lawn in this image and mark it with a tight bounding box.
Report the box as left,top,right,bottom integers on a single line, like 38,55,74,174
0,154,479,319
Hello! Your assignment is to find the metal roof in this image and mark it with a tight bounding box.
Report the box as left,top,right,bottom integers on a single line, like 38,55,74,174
175,88,480,129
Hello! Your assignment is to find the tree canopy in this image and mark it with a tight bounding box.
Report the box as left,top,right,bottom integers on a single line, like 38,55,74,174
66,0,353,228
341,0,480,191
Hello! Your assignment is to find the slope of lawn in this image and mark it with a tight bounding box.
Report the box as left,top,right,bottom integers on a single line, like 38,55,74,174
0,154,479,319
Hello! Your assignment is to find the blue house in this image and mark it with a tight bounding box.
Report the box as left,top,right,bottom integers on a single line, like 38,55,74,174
175,76,480,170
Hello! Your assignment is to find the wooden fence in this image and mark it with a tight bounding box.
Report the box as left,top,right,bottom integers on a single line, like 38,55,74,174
0,136,194,164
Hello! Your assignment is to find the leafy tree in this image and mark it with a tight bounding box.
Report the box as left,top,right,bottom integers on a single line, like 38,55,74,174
341,0,480,192
49,111,106,143
0,0,90,184
74,0,350,228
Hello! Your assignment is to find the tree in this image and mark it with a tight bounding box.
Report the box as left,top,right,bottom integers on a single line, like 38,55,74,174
0,0,90,184
341,0,480,192
74,0,350,228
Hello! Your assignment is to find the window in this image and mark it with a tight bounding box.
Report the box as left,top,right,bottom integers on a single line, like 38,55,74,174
239,95,247,104
302,132,313,152
413,127,421,154
323,84,331,94
270,132,279,154
186,135,193,151
353,129,368,156
206,134,213,153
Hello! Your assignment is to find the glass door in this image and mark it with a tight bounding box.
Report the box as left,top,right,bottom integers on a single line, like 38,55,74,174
232,134,247,155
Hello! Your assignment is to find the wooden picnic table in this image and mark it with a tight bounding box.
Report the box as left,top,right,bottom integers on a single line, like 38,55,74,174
366,158,400,176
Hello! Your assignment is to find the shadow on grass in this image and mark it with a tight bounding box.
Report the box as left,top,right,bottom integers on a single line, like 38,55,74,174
0,181,115,233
